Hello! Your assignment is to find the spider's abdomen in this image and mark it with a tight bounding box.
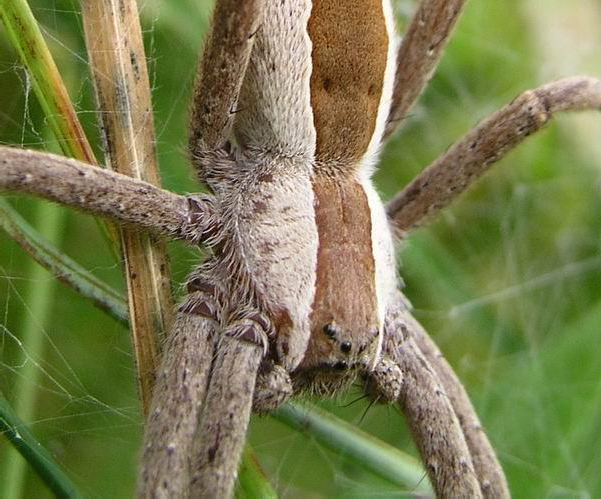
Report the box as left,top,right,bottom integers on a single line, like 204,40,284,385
308,0,396,167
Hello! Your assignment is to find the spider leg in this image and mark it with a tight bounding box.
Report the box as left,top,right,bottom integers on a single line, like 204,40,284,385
188,0,265,160
384,290,510,497
381,292,485,497
397,294,510,498
384,0,467,139
363,355,403,404
189,318,267,498
253,361,293,414
137,310,217,497
387,76,601,233
0,146,218,243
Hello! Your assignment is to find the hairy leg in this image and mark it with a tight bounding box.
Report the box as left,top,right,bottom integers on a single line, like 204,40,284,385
382,299,483,497
397,295,510,497
137,310,216,497
0,147,217,243
385,291,510,497
384,0,467,139
188,0,265,158
387,76,601,233
189,330,265,498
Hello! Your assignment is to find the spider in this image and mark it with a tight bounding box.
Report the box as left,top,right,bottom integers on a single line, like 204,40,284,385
1,0,600,497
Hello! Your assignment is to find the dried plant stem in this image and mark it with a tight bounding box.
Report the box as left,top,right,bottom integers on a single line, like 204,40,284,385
189,337,263,498
0,0,118,250
81,0,175,415
0,0,95,163
385,0,467,138
388,76,601,232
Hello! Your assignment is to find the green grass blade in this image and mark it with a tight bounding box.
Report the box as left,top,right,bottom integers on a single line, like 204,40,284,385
236,445,278,499
2,200,65,497
0,199,128,324
0,0,94,163
0,0,119,257
0,391,83,498
273,402,432,494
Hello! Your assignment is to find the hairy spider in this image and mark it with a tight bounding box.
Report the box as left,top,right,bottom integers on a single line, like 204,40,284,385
1,0,600,497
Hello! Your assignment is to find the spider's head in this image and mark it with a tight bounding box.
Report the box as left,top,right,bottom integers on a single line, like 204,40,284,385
291,314,383,397
312,320,381,371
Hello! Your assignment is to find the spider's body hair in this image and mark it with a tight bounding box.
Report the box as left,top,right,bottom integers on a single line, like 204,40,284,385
188,0,399,399
292,0,398,392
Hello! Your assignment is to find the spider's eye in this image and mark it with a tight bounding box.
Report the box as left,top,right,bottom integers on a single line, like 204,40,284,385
340,341,352,353
323,323,337,338
333,360,348,371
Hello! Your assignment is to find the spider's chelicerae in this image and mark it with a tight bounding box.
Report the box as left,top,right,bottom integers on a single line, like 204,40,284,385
1,0,600,497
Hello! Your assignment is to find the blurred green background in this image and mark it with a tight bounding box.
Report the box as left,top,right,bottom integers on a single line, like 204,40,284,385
1,0,601,496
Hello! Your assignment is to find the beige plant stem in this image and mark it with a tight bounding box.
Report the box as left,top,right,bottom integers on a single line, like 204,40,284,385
81,0,175,414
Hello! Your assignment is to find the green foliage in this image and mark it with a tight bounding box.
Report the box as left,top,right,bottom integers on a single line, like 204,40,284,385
1,0,600,496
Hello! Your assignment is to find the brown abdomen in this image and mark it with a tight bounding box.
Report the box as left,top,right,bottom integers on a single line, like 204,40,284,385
308,0,389,164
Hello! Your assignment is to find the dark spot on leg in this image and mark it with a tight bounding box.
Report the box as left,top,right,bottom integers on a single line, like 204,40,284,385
280,340,289,356
253,200,268,213
257,172,273,182
187,277,215,294
208,441,218,462
183,299,216,320
246,311,271,333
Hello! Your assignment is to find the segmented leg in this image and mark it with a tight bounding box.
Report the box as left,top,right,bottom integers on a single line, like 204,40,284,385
188,0,265,158
363,355,403,404
189,319,265,498
384,291,510,498
387,76,601,233
253,361,293,414
389,291,510,497
0,147,215,243
137,312,216,498
384,0,467,139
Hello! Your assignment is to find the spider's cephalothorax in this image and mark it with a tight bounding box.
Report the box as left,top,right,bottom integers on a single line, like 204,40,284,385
186,0,401,407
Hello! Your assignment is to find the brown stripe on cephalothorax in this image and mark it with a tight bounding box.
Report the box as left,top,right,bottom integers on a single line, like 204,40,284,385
308,0,389,165
299,178,379,371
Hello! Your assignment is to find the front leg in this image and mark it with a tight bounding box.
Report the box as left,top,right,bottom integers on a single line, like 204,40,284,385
378,290,510,498
188,304,274,498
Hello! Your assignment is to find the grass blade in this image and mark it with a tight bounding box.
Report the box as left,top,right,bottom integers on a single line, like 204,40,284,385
273,402,433,494
0,390,83,498
0,199,128,324
1,198,65,497
0,0,94,162
235,446,278,499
